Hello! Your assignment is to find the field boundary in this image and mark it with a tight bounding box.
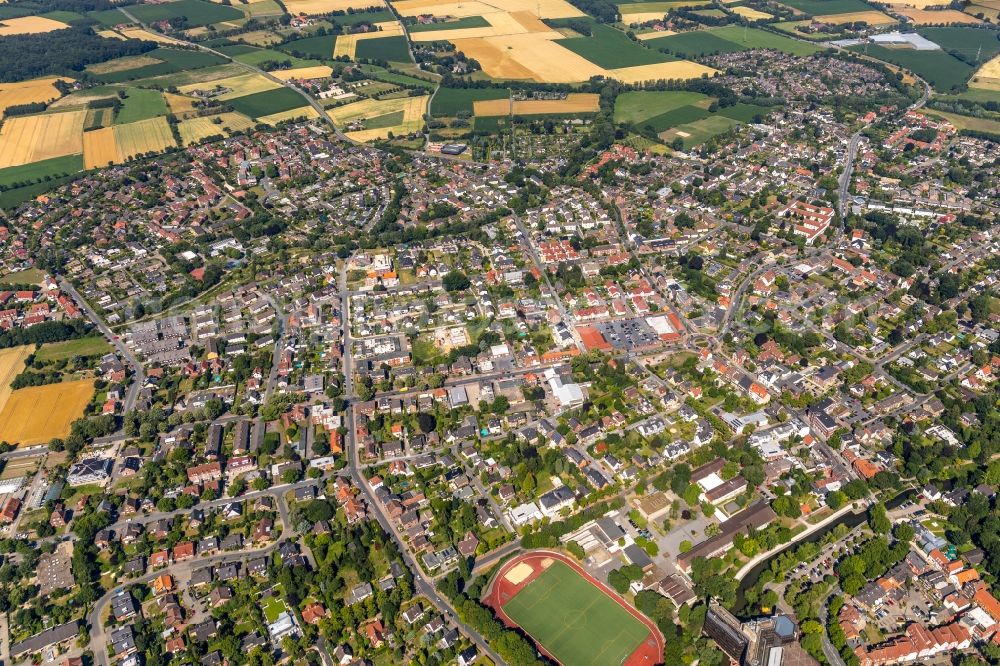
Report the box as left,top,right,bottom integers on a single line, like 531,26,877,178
483,549,664,666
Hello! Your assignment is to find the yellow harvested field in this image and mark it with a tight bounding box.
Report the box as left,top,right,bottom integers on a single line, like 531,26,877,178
284,0,386,14
451,33,604,81
331,94,427,140
392,0,583,18
731,5,772,19
0,77,70,117
815,10,895,24
0,15,69,35
872,0,942,5
971,53,1000,89
621,11,667,22
608,61,717,83
895,7,980,22
115,116,176,161
86,54,164,75
636,28,675,39
474,92,599,116
0,110,86,168
258,105,320,124
410,10,560,40
97,28,126,39
177,112,255,145
119,28,183,44
164,92,199,116
179,72,281,99
0,347,32,417
334,21,404,58
0,379,96,447
271,65,334,80
967,4,1000,20
83,127,118,169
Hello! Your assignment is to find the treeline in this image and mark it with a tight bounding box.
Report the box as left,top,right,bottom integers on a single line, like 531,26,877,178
9,0,122,11
0,27,156,84
2,102,48,118
520,497,626,548
566,0,618,22
0,319,92,349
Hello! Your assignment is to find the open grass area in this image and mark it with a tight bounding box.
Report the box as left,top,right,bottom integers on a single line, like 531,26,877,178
924,108,1000,136
92,48,227,83
226,87,308,118
0,268,46,285
614,90,709,124
502,559,650,666
36,337,112,363
555,21,672,68
126,0,243,27
218,44,321,68
431,86,509,116
354,35,412,62
358,64,436,89
114,88,168,125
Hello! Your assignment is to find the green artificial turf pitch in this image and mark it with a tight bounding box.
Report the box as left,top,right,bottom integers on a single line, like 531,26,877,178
501,560,650,666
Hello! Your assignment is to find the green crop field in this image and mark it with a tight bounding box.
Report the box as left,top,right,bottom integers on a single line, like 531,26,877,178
85,8,128,26
277,34,337,59
710,26,824,54
646,30,744,57
218,45,320,68
555,22,672,68
332,9,395,25
614,90,710,124
355,35,412,63
663,113,743,147
227,87,307,118
647,26,821,57
431,87,509,116
92,48,226,83
0,155,83,189
114,88,168,125
849,44,972,91
501,560,651,666
409,16,490,31
36,337,112,362
359,64,436,89
364,110,405,129
918,27,1000,62
126,0,243,27
776,0,872,14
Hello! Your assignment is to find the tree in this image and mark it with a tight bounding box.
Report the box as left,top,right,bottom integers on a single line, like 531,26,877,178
442,270,470,292
868,502,891,534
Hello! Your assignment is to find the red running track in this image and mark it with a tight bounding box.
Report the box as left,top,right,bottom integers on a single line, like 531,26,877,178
483,550,665,666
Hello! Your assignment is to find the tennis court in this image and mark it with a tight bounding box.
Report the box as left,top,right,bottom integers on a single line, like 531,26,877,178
501,558,651,665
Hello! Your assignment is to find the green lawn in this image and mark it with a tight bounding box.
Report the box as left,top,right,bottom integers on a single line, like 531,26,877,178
36,337,112,362
355,35,412,63
408,16,490,31
0,268,46,285
115,88,168,125
555,22,673,68
431,87,509,116
227,87,308,118
126,0,243,27
501,559,650,666
262,595,286,622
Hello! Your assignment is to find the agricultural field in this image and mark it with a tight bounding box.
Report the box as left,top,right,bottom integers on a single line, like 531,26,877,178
179,71,282,100
775,0,872,14
328,93,428,140
258,105,319,124
918,26,1000,61
647,25,823,57
431,87,510,116
813,9,894,24
0,155,82,188
227,87,310,118
271,65,334,80
408,16,490,31
474,93,600,116
114,88,168,124
924,108,1000,135
0,378,96,446
89,48,228,83
218,44,321,68
849,43,973,91
971,54,1000,91
277,34,338,58
895,8,981,24
125,0,244,27
0,14,68,35
730,5,773,19
177,111,255,144
615,89,769,145
0,76,69,116
0,346,32,416
83,116,177,168
555,21,673,68
354,34,411,61
0,109,86,169
614,89,710,124
284,0,388,14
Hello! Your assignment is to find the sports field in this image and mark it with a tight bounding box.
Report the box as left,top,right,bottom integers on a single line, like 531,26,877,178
496,556,655,666
0,378,95,446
